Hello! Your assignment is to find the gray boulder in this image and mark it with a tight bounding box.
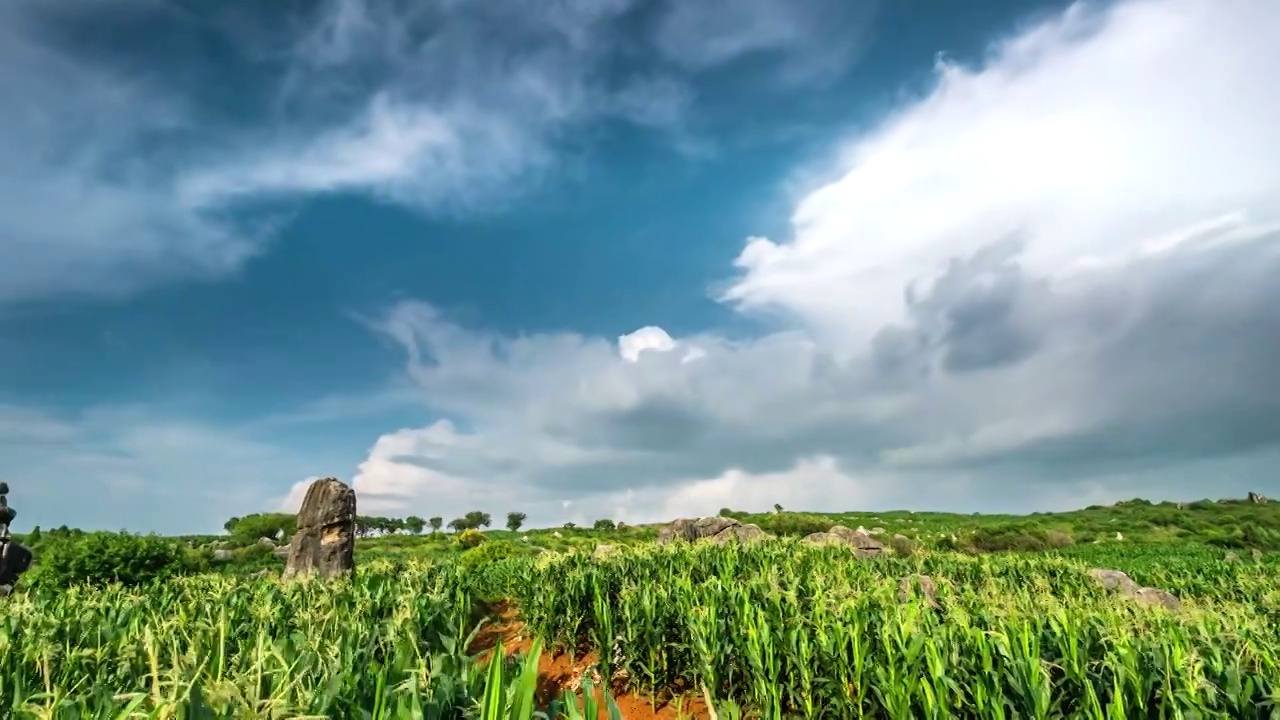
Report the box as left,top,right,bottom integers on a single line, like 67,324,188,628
282,477,356,581
656,516,773,545
1088,568,1180,610
807,525,886,557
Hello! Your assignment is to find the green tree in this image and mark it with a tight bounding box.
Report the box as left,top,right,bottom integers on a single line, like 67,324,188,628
456,511,491,530
226,513,295,543
428,516,443,533
223,517,240,533
506,511,527,532
404,516,426,534
593,518,616,531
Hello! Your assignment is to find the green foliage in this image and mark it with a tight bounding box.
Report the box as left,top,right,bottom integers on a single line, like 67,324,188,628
27,531,204,589
403,515,426,534
455,528,486,549
26,525,41,543
457,540,532,577
224,513,295,544
753,512,833,537
506,511,527,532
592,518,616,531
429,516,443,533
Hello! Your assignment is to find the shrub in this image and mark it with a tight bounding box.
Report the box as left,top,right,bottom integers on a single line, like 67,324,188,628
457,540,528,574
455,528,486,549
28,531,203,589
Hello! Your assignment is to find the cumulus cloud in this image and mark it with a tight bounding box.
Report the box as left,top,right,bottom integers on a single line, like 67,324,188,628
347,0,1280,526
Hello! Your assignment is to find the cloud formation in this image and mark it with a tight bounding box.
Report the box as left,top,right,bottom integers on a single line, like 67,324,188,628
1,0,870,304
341,0,1280,526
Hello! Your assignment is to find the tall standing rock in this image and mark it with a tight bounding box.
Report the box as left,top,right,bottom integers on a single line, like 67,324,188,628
0,481,33,595
283,478,356,581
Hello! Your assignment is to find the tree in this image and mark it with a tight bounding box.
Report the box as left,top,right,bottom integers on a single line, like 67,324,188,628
593,518,616,531
428,517,443,533
223,517,241,533
506,511,527,533
563,522,577,530
405,516,426,534
463,511,491,529
773,503,784,513
447,517,467,532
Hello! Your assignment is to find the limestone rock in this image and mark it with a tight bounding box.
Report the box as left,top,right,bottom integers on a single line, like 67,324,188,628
1225,552,1240,563
656,516,774,545
283,477,356,581
1247,490,1268,504
1088,568,1179,610
213,549,233,561
1088,568,1139,593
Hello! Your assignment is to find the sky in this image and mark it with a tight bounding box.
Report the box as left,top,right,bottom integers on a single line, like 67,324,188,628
3,0,1279,535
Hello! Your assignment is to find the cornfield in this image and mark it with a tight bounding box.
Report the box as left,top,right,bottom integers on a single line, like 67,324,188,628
3,543,1279,718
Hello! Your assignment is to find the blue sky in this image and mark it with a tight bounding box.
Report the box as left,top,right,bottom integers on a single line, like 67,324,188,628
4,0,1280,535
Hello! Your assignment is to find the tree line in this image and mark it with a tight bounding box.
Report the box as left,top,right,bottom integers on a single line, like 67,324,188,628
222,510,541,540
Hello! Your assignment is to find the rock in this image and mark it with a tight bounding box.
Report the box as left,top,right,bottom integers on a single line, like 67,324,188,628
1253,548,1264,562
657,518,697,544
593,544,617,559
1225,552,1240,562
897,574,939,608
0,484,33,590
1088,568,1179,610
1088,568,1139,593
710,523,770,544
1115,532,1124,541
656,516,775,545
893,534,909,542
552,531,562,538
213,549,234,561
282,477,356,581
273,544,290,559
870,527,886,534
258,536,276,546
693,516,738,537
829,525,887,556
1131,587,1181,610
803,526,885,558
1248,491,1268,504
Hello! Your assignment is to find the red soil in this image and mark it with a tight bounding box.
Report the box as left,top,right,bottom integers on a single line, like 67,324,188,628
468,601,712,719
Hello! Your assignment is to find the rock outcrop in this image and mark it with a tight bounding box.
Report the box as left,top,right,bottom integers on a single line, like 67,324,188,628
655,516,772,545
0,481,33,595
283,477,356,581
1247,491,1268,504
802,525,886,557
1088,568,1180,609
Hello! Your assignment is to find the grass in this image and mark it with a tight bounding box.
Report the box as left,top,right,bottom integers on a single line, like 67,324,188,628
4,496,1280,717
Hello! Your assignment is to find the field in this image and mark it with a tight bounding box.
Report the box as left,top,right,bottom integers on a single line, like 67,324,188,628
3,499,1280,718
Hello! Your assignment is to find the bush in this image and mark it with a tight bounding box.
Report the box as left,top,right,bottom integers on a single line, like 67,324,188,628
28,532,203,589
455,528,486,549
755,513,832,537
457,540,529,574
592,518,616,531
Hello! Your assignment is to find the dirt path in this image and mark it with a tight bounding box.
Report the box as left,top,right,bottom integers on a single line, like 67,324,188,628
468,601,712,719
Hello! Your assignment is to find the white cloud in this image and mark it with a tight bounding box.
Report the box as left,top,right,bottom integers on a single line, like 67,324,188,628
2,0,863,304
723,0,1280,350
346,0,1280,525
